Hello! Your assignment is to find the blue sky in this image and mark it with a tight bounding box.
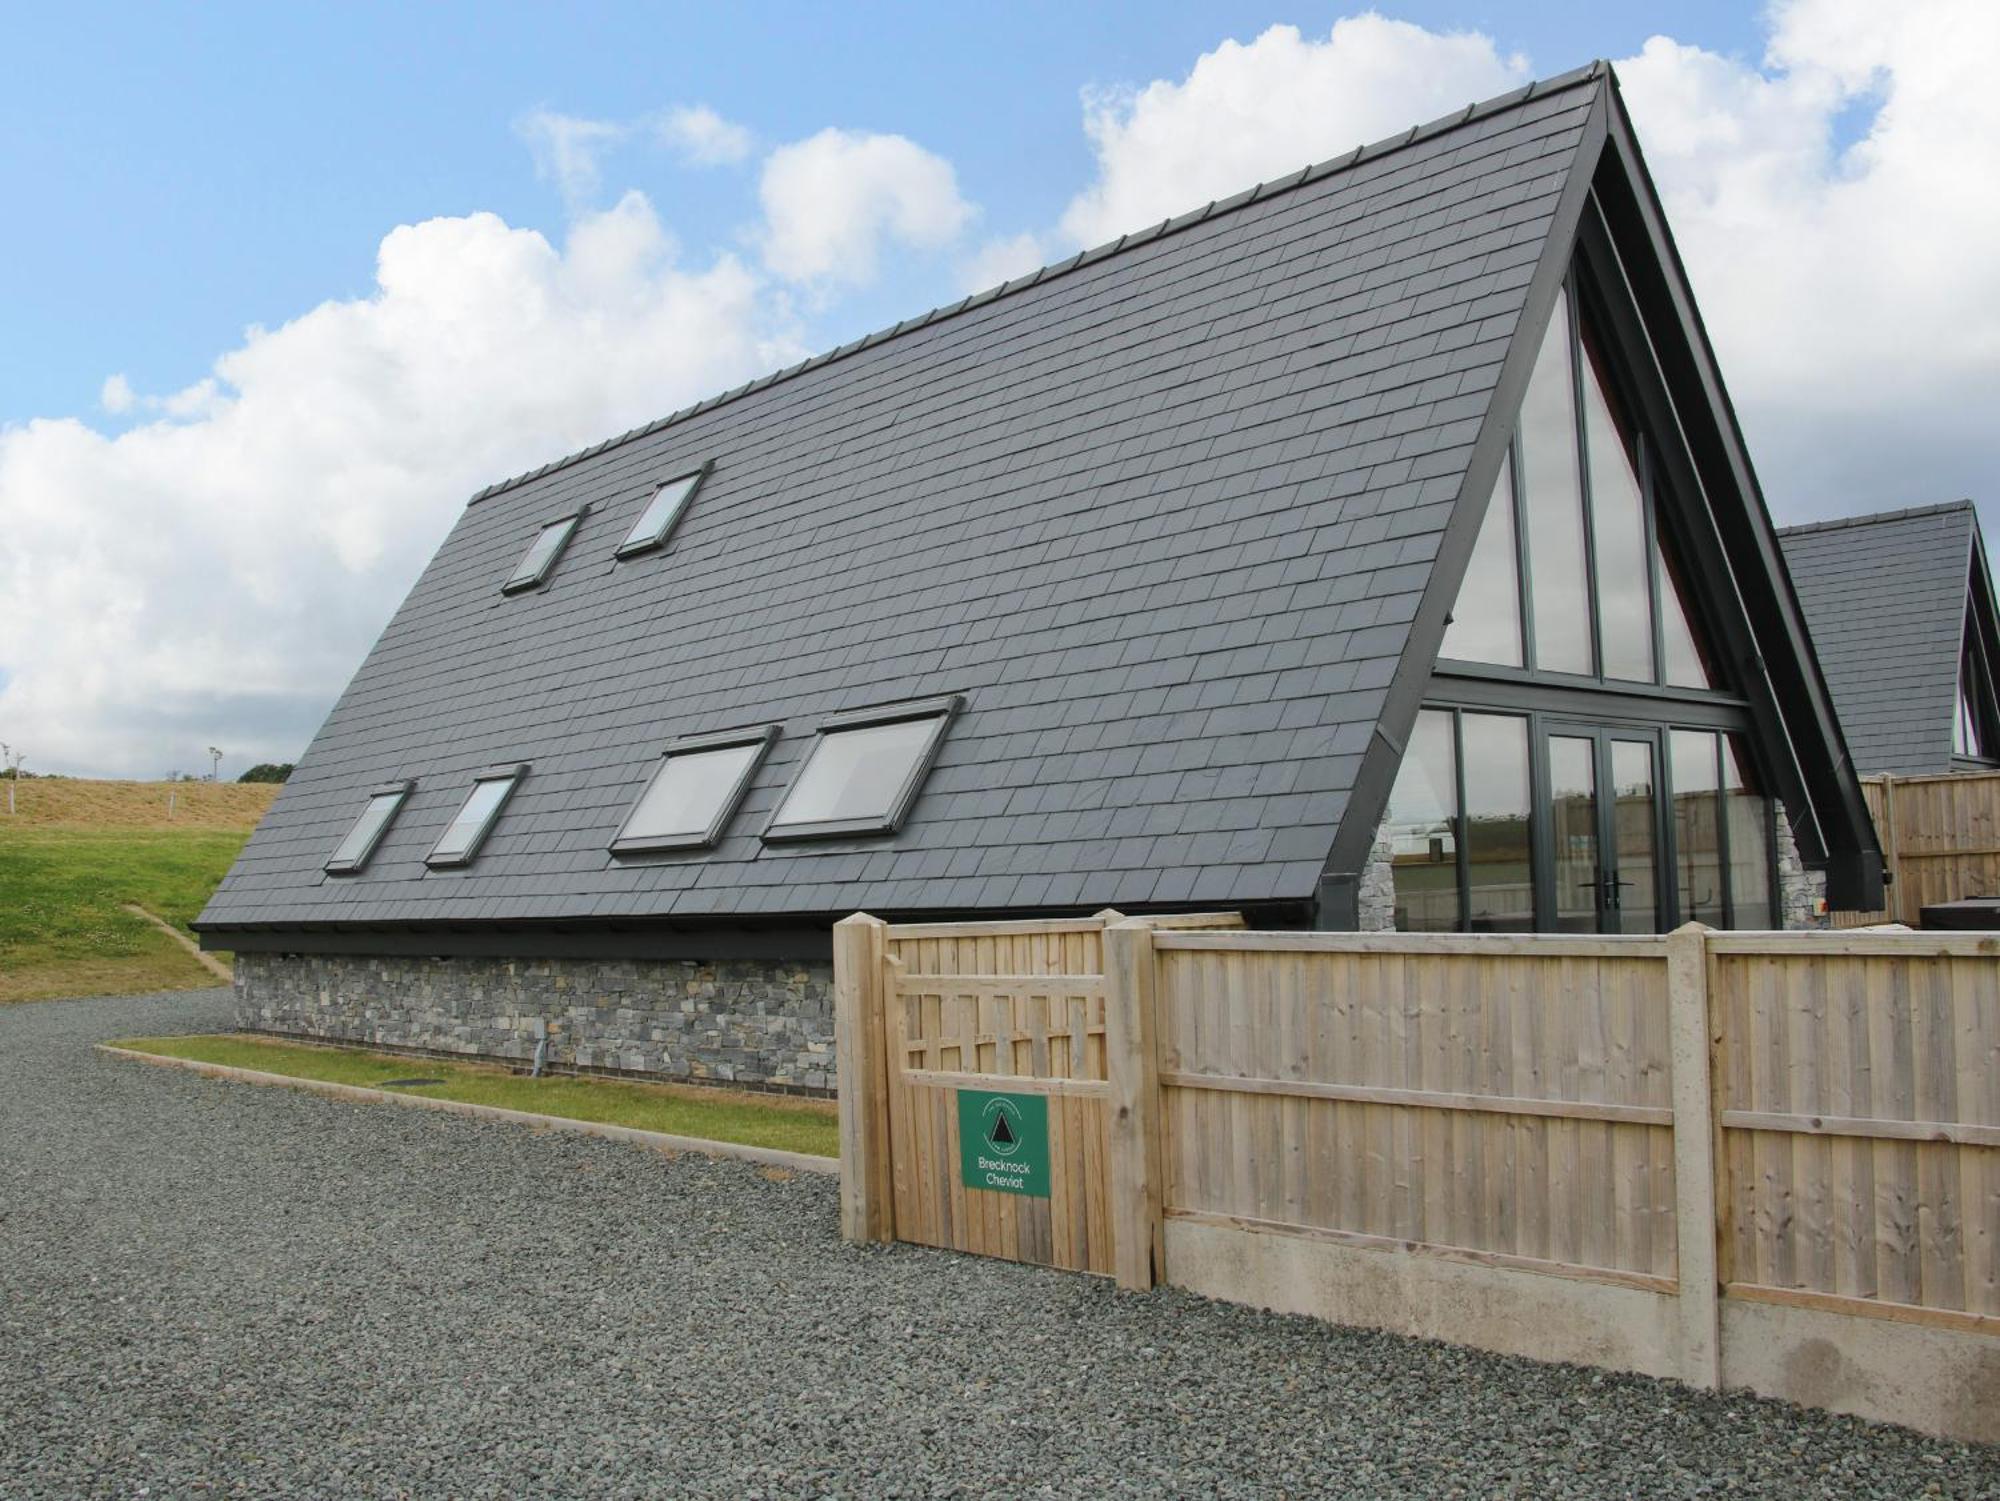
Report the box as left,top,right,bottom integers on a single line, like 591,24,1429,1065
1,2,1760,430
5,2,1995,777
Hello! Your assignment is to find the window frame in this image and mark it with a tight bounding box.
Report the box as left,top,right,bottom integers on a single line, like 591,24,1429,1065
761,694,963,843
500,508,588,595
1435,268,1721,698
424,765,528,869
609,725,778,856
614,464,711,560
324,780,415,875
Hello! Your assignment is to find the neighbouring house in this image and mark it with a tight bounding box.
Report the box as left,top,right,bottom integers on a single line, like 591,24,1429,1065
1778,501,2000,777
194,61,1884,1091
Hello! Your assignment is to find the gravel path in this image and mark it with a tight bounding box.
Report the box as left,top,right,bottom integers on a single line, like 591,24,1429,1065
3,991,1996,1499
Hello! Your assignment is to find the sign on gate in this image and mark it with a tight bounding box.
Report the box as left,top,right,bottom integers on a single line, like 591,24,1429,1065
956,1089,1050,1198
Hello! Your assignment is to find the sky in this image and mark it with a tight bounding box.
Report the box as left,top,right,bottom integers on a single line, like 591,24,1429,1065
2,0,1995,777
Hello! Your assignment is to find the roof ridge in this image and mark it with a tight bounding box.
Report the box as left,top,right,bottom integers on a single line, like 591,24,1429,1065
1777,498,1977,539
464,59,1610,509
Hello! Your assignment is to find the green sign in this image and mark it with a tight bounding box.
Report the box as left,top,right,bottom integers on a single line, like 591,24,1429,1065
956,1089,1050,1198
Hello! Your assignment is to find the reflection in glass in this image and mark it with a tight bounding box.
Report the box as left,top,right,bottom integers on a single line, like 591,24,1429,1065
328,789,406,872
616,740,763,849
1670,729,1725,927
1581,330,1653,683
771,716,941,829
1440,456,1523,667
1520,297,1592,675
429,776,515,866
1385,710,1462,931
1658,534,1715,690
1550,736,1600,932
1609,739,1658,933
1724,737,1775,927
1461,714,1533,931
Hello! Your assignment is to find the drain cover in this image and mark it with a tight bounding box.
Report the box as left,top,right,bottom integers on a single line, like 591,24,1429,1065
380,1077,445,1088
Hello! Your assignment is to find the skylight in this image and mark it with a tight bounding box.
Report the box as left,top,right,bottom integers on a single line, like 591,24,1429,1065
610,727,776,854
616,468,708,558
764,696,960,841
502,512,584,594
426,767,526,868
325,781,413,874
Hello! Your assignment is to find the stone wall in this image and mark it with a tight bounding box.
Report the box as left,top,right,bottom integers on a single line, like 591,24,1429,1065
1774,806,1831,930
234,951,836,1095
1356,818,1398,931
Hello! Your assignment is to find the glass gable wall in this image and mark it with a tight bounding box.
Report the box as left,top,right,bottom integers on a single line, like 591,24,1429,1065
1393,270,1779,933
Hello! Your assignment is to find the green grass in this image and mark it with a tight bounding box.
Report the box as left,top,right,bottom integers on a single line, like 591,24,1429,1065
0,828,253,1002
109,1033,840,1158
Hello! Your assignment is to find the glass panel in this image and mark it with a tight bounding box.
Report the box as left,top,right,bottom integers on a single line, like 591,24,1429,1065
432,777,514,863
1549,735,1600,933
1580,327,1654,683
1609,740,1660,933
1385,709,1462,932
1658,534,1716,690
1958,678,1975,757
1520,295,1592,675
620,473,700,553
506,515,578,590
328,790,403,871
1439,455,1523,667
1669,730,1725,927
1461,713,1533,931
1723,737,1775,927
771,716,941,829
618,741,762,847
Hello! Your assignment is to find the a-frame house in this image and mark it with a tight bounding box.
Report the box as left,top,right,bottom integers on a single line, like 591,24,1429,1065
1780,501,2000,777
197,62,1882,1086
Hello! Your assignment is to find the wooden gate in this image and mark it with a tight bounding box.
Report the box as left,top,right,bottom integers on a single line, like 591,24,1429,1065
833,910,1241,1280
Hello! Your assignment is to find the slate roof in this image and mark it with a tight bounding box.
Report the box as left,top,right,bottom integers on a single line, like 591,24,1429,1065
198,66,1606,932
1779,502,1981,776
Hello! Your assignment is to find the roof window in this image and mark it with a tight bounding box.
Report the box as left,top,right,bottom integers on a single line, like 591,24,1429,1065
426,766,526,868
616,467,708,558
325,781,413,874
610,726,777,854
502,512,584,594
764,696,960,842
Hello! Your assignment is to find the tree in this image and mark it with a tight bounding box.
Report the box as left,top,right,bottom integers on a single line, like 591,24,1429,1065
237,762,295,784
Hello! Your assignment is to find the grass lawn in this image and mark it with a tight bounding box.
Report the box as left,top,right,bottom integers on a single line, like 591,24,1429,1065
110,1033,840,1158
0,827,256,1003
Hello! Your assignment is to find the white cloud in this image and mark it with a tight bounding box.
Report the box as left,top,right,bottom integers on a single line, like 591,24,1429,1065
100,374,134,415
758,128,974,284
1616,0,2000,518
516,109,627,206
960,231,1053,294
1058,16,1529,248
0,192,802,776
655,104,753,166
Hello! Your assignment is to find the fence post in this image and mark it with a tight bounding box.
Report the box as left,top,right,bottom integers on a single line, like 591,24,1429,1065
1666,922,1721,1389
1104,918,1164,1291
833,912,895,1245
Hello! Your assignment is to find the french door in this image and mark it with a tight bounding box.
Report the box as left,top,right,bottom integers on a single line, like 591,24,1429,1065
1543,725,1664,934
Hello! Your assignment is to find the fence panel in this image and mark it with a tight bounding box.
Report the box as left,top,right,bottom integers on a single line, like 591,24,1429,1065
1152,934,1680,1287
1708,933,2000,1322
1835,769,2000,927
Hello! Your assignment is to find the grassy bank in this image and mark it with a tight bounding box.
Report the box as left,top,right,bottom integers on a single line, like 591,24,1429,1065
109,1033,840,1158
0,780,275,1003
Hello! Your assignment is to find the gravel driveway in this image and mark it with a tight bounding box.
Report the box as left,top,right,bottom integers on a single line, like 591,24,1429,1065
3,991,1996,1499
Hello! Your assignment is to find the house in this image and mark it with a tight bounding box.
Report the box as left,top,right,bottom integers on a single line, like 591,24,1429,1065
1778,501,2000,776
194,61,1883,1090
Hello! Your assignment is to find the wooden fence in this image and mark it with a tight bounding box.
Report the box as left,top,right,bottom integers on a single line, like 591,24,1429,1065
1836,768,2000,926
836,916,2000,1441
